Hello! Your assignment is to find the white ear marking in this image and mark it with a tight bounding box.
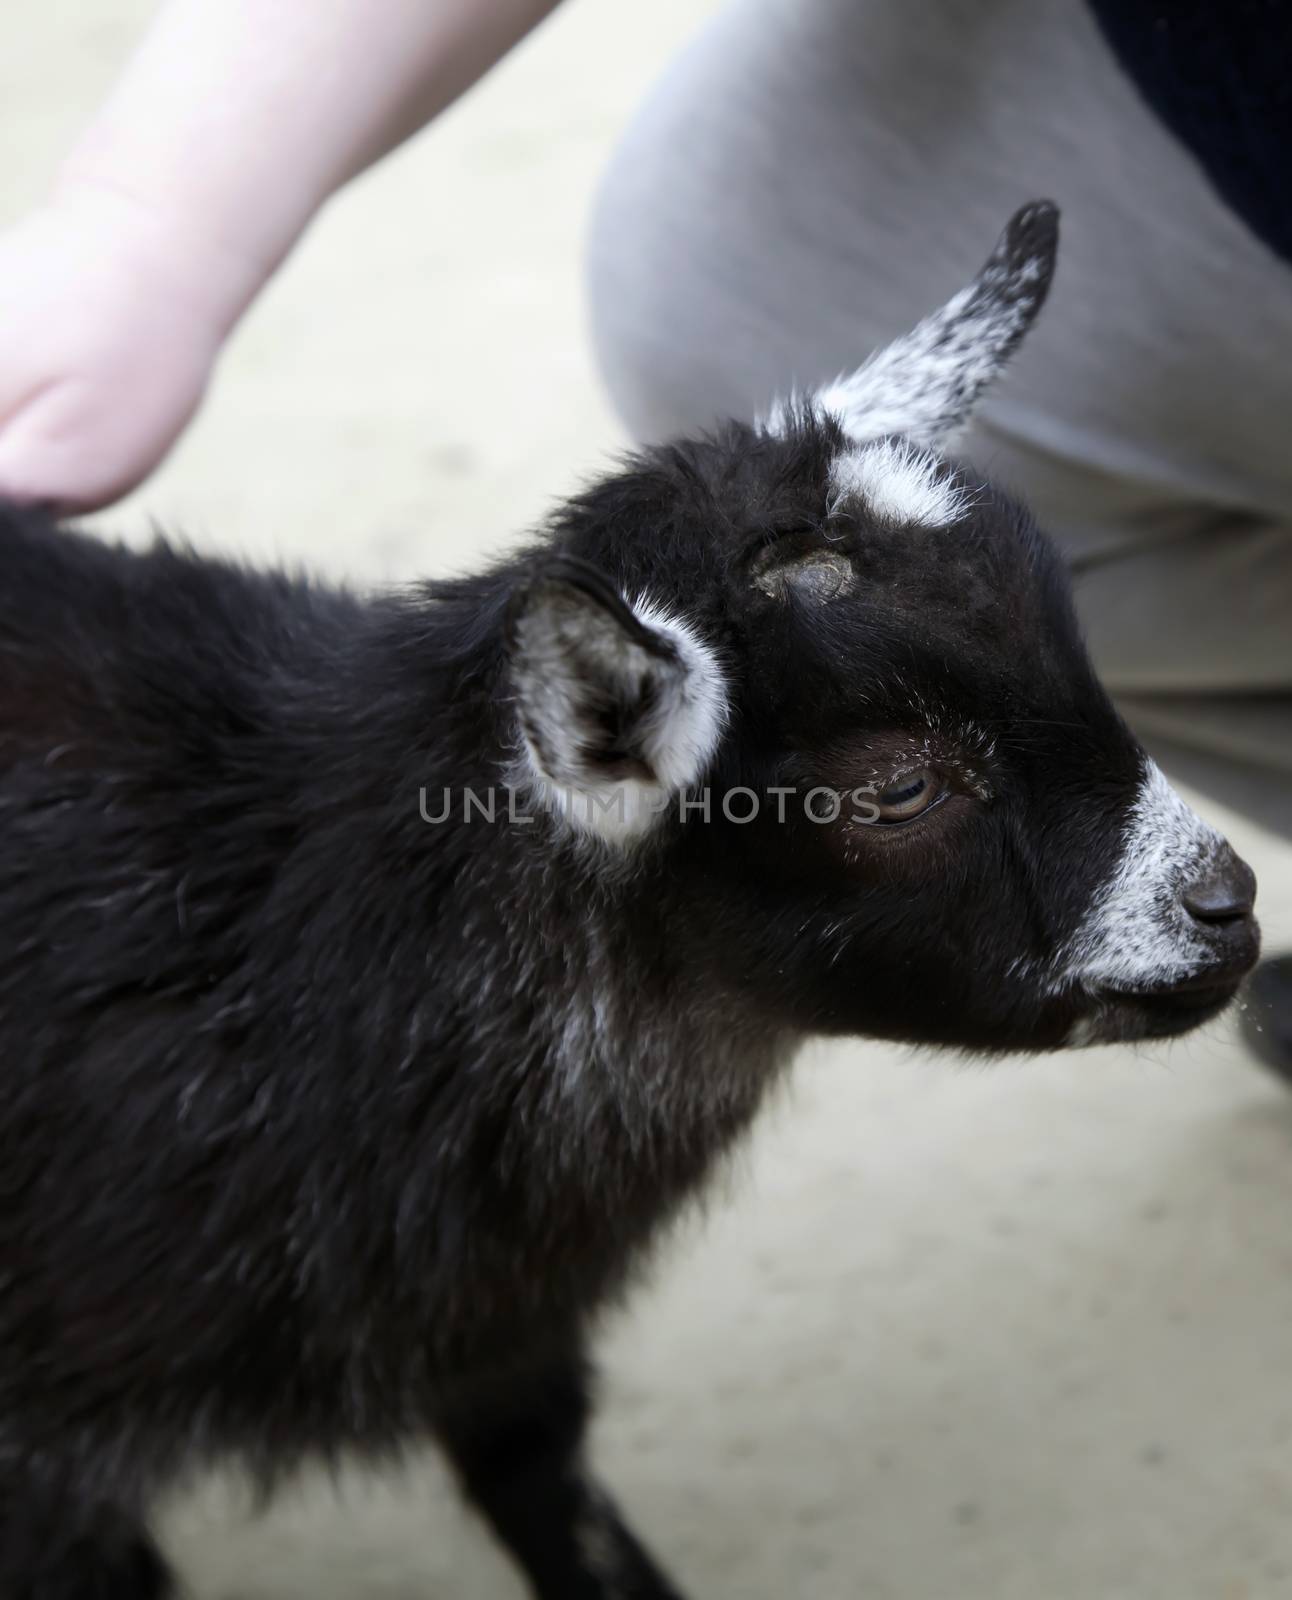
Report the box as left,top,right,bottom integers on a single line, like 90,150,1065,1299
627,597,728,792
512,572,727,846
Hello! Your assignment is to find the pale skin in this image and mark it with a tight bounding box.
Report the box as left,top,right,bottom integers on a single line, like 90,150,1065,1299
0,0,563,511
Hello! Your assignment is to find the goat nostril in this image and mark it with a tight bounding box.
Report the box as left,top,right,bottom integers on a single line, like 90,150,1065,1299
1181,857,1257,925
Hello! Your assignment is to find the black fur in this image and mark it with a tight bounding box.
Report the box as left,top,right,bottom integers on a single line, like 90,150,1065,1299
0,406,1248,1595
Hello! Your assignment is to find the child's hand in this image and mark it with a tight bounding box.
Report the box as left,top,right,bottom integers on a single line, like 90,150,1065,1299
0,0,562,513
0,188,249,513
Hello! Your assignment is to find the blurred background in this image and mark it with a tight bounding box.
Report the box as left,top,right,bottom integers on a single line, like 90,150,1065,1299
4,3,1292,1596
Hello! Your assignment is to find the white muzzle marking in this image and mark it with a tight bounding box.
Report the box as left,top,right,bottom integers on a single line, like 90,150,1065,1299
1056,762,1227,996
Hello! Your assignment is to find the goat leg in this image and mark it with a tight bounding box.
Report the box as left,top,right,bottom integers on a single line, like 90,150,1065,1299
437,1346,687,1599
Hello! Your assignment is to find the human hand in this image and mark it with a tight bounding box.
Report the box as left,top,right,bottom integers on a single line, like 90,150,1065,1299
0,185,252,512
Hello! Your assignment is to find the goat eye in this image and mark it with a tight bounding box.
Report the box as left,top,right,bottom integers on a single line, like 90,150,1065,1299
873,767,943,822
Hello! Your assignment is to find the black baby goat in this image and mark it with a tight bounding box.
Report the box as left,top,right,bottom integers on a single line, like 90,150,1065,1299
0,204,1259,1597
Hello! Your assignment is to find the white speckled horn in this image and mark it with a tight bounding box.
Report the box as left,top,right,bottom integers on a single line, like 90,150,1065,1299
768,200,1059,449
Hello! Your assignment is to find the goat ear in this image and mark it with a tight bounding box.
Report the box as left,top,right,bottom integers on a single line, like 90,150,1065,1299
509,556,727,842
774,201,1058,449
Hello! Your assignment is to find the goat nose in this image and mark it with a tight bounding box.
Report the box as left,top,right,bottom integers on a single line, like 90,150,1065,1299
1181,850,1257,926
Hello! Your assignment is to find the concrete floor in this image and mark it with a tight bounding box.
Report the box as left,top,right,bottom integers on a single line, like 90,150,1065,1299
5,4,1292,1596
